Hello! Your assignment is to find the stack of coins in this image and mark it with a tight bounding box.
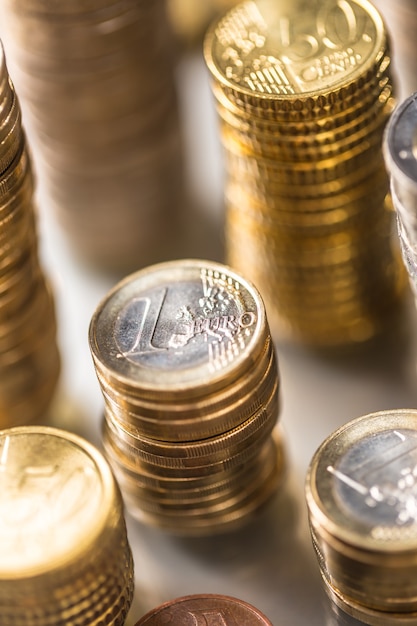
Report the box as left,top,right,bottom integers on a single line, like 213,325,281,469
0,426,134,625
383,92,417,310
372,0,417,100
89,258,284,535
0,0,184,272
305,409,417,625
0,44,60,428
133,594,273,625
204,0,405,348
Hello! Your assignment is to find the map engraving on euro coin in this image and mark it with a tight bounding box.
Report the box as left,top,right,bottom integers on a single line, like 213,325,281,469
111,263,259,375
206,0,383,98
0,428,103,574
134,594,273,626
329,428,417,539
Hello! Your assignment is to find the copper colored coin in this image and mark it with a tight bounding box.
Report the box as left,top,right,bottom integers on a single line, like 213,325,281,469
134,594,273,625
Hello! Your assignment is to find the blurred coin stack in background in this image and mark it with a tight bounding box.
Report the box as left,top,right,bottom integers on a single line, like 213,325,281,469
0,0,185,273
306,409,417,625
0,426,134,626
372,0,417,101
0,44,60,428
204,0,405,348
89,259,284,535
383,93,417,312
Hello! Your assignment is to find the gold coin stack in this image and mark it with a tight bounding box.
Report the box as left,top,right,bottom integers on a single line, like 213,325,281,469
0,0,184,272
306,409,417,625
383,92,417,309
204,0,405,348
89,258,284,535
0,426,134,626
0,44,60,428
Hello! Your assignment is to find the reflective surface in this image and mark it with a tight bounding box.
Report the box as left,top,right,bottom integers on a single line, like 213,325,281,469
37,49,417,626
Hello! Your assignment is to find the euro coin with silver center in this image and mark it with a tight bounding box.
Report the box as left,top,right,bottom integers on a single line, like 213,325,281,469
306,409,417,625
89,259,284,535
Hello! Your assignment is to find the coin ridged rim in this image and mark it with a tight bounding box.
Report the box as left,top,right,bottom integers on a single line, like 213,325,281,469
204,0,387,108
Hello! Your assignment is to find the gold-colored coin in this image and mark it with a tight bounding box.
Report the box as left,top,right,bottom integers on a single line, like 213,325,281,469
0,426,134,626
204,0,387,110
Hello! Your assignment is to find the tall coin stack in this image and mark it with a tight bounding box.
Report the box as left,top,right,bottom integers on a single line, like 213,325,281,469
89,259,284,535
0,0,184,272
204,0,405,348
0,426,134,626
0,44,60,428
383,92,417,311
306,409,417,625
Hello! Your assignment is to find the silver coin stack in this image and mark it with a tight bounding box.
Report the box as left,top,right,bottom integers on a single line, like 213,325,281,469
0,0,185,272
383,93,417,307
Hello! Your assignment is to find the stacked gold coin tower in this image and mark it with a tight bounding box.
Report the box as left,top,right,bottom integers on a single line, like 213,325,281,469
0,44,60,428
0,0,184,272
0,426,134,626
306,409,417,625
383,92,417,309
204,0,405,348
89,259,284,535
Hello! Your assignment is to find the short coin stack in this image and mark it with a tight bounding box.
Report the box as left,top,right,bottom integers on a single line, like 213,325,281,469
0,426,134,626
204,0,405,348
89,259,284,535
133,594,273,626
383,92,417,310
306,409,417,625
0,0,184,272
0,44,60,428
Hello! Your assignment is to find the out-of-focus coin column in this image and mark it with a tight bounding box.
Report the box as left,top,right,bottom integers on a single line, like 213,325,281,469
305,409,417,625
383,93,417,311
0,0,184,273
372,0,417,101
204,0,406,348
0,45,60,428
89,259,284,535
133,594,273,625
0,426,134,626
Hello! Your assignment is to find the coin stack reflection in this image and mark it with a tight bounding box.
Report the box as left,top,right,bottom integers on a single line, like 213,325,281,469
0,44,60,428
0,0,184,272
89,259,284,535
383,92,417,313
133,594,273,625
0,426,134,626
306,409,417,625
204,0,405,348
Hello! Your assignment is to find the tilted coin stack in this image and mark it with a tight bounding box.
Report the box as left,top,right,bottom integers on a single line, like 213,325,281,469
306,409,417,625
383,92,417,311
0,45,60,428
0,426,134,626
0,0,184,272
204,0,405,348
89,259,284,535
